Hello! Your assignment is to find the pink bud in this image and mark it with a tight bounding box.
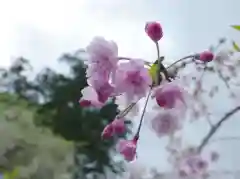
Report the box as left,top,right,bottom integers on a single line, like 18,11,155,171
198,51,214,62
101,124,113,139
145,22,163,42
79,99,92,107
117,138,137,161
101,118,126,139
112,119,125,134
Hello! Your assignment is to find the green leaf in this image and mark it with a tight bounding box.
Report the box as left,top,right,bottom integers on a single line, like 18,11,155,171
148,57,165,85
148,63,158,83
231,25,240,31
232,41,240,52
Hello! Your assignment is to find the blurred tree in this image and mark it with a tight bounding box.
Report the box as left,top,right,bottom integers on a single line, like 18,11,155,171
0,54,131,179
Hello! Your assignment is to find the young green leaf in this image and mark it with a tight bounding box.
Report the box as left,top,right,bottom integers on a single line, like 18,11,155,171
148,57,165,85
232,41,240,52
148,63,158,83
231,25,240,31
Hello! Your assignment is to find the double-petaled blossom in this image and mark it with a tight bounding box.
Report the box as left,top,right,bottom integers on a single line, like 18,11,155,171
101,118,125,139
117,137,138,161
85,37,118,103
152,81,188,110
151,111,182,137
145,21,163,42
114,59,152,102
86,37,118,81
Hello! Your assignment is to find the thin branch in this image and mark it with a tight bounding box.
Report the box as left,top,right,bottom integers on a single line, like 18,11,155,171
118,57,151,66
166,55,195,69
217,69,230,89
209,136,240,145
198,106,240,152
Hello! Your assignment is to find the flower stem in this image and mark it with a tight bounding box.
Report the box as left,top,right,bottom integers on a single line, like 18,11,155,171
135,87,153,138
198,106,240,152
156,42,161,85
117,102,138,118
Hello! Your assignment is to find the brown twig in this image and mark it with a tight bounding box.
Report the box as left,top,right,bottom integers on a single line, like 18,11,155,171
198,106,240,152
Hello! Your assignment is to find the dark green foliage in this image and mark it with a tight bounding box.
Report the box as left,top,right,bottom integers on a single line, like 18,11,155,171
0,54,132,177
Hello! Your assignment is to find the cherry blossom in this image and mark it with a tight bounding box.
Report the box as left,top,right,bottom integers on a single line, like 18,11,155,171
86,36,118,82
152,81,188,110
114,59,152,102
78,20,230,178
178,153,208,177
151,111,182,137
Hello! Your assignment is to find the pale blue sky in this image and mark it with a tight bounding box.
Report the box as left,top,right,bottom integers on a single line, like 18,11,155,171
1,0,240,175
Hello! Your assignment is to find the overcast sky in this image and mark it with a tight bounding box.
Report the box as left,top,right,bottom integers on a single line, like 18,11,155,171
1,0,240,176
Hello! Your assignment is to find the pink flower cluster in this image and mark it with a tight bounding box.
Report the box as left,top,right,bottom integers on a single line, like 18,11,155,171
79,21,216,177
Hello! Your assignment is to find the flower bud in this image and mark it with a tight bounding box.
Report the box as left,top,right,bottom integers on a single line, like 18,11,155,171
198,51,214,62
145,22,163,42
101,124,113,139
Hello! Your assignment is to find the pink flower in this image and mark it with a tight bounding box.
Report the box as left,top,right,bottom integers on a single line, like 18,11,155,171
101,118,125,139
80,86,103,108
151,112,181,137
145,22,163,42
111,118,125,134
179,155,208,177
198,51,214,62
153,82,187,109
177,148,209,177
87,78,114,103
101,124,113,139
114,59,152,102
117,138,138,161
86,37,118,81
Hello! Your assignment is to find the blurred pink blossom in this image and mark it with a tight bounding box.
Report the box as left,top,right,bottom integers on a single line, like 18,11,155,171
151,111,182,137
176,147,209,178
